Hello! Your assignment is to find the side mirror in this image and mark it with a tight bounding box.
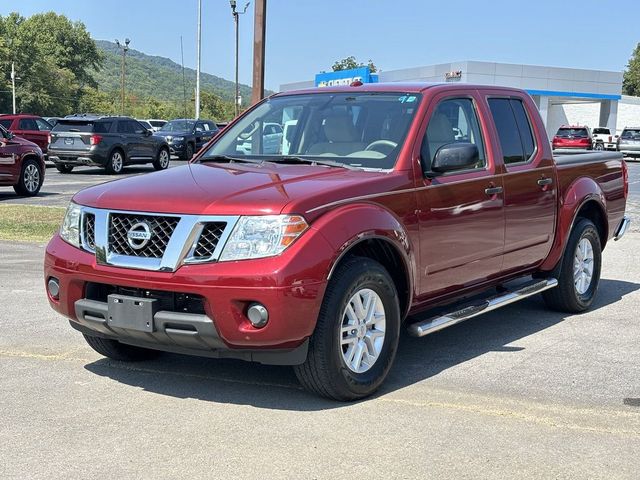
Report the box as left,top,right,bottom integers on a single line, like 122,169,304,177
144,129,153,136
431,142,479,174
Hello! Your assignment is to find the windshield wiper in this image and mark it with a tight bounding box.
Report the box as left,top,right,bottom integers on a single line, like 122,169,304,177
199,154,265,165
270,155,358,170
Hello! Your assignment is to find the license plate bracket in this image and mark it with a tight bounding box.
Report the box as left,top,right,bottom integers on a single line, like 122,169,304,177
107,294,158,332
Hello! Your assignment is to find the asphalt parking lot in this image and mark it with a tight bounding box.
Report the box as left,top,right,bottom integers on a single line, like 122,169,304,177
0,162,639,479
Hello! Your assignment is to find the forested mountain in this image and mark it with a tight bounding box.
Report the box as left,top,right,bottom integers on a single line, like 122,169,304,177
94,40,254,104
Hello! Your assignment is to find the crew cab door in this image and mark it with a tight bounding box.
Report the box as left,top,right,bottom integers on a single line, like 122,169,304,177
483,93,556,272
414,93,505,299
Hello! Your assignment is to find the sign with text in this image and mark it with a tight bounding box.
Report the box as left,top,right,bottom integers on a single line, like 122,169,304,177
315,67,378,88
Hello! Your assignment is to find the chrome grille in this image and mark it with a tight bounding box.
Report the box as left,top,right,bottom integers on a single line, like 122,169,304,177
109,213,179,258
83,213,96,251
192,222,226,259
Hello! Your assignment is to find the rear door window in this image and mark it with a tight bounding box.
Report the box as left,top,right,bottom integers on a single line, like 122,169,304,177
509,99,535,159
488,98,526,164
19,118,38,131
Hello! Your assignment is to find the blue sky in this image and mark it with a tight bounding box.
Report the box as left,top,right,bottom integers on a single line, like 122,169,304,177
2,0,639,91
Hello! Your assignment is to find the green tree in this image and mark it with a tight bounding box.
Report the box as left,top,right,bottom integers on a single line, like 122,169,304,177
623,43,640,96
0,11,102,114
200,91,235,121
332,56,378,73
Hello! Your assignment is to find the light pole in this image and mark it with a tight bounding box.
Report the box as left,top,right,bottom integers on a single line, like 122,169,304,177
115,38,130,116
195,0,202,119
10,62,18,114
230,0,250,117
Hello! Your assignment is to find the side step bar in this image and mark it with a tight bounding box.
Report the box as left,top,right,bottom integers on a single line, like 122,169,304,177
408,278,558,337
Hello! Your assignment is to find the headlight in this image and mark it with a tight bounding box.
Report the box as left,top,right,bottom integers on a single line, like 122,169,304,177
219,215,308,261
60,202,82,248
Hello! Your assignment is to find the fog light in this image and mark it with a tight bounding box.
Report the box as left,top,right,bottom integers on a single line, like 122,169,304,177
47,277,60,300
247,302,268,328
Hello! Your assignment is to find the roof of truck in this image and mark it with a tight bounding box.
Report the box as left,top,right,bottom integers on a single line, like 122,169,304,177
272,82,530,97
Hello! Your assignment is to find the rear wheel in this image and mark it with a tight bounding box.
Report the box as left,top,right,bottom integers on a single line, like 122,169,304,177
294,257,400,401
83,334,161,361
153,147,170,170
13,158,43,196
542,218,601,312
55,164,74,174
105,150,124,174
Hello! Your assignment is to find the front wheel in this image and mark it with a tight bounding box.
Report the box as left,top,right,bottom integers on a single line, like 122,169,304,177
542,218,601,312
294,257,400,401
183,143,194,160
153,147,170,170
13,158,43,196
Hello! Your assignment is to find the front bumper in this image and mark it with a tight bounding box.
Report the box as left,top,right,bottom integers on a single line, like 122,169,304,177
168,143,186,155
44,233,333,364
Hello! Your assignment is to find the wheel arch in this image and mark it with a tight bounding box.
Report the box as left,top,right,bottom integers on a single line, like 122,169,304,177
315,203,416,319
540,176,608,272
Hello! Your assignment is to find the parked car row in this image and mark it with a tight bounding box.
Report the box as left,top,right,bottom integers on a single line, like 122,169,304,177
551,124,640,158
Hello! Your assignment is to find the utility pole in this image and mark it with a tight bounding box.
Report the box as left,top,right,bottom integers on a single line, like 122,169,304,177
115,38,130,116
10,62,17,114
195,0,202,119
230,1,250,117
251,0,266,105
180,36,187,119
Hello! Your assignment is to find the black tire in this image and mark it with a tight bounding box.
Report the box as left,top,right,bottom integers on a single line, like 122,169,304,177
83,334,161,362
104,149,125,174
542,218,601,313
153,147,170,170
183,143,194,160
55,164,74,174
13,158,43,196
294,256,401,401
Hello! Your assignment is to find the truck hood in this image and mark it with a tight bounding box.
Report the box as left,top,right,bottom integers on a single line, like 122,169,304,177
72,162,405,217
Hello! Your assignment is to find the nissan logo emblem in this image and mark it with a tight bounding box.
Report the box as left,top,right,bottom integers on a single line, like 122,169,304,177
127,222,153,250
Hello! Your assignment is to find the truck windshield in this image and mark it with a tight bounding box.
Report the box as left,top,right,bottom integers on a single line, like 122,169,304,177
200,92,422,170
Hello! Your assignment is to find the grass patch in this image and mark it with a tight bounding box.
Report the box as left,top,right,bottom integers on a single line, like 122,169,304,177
0,204,65,242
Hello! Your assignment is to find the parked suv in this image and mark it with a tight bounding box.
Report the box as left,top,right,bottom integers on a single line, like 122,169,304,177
0,124,45,196
617,127,640,159
48,116,171,174
0,114,53,156
156,119,218,159
551,125,592,150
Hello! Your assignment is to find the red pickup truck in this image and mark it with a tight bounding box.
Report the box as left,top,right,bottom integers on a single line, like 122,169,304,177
44,83,630,400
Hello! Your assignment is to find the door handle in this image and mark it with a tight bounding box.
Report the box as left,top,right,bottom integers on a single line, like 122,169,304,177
484,186,503,196
537,178,553,186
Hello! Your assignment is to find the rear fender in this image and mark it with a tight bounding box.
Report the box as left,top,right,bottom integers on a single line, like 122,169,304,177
540,176,606,271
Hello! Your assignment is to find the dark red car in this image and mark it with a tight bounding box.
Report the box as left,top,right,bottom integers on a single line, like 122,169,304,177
0,114,53,156
0,124,45,196
44,83,629,400
552,125,593,150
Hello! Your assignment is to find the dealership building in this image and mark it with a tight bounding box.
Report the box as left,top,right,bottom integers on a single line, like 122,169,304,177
280,61,639,136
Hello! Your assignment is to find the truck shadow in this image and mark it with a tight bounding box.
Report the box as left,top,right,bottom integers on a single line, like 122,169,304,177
84,278,639,411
